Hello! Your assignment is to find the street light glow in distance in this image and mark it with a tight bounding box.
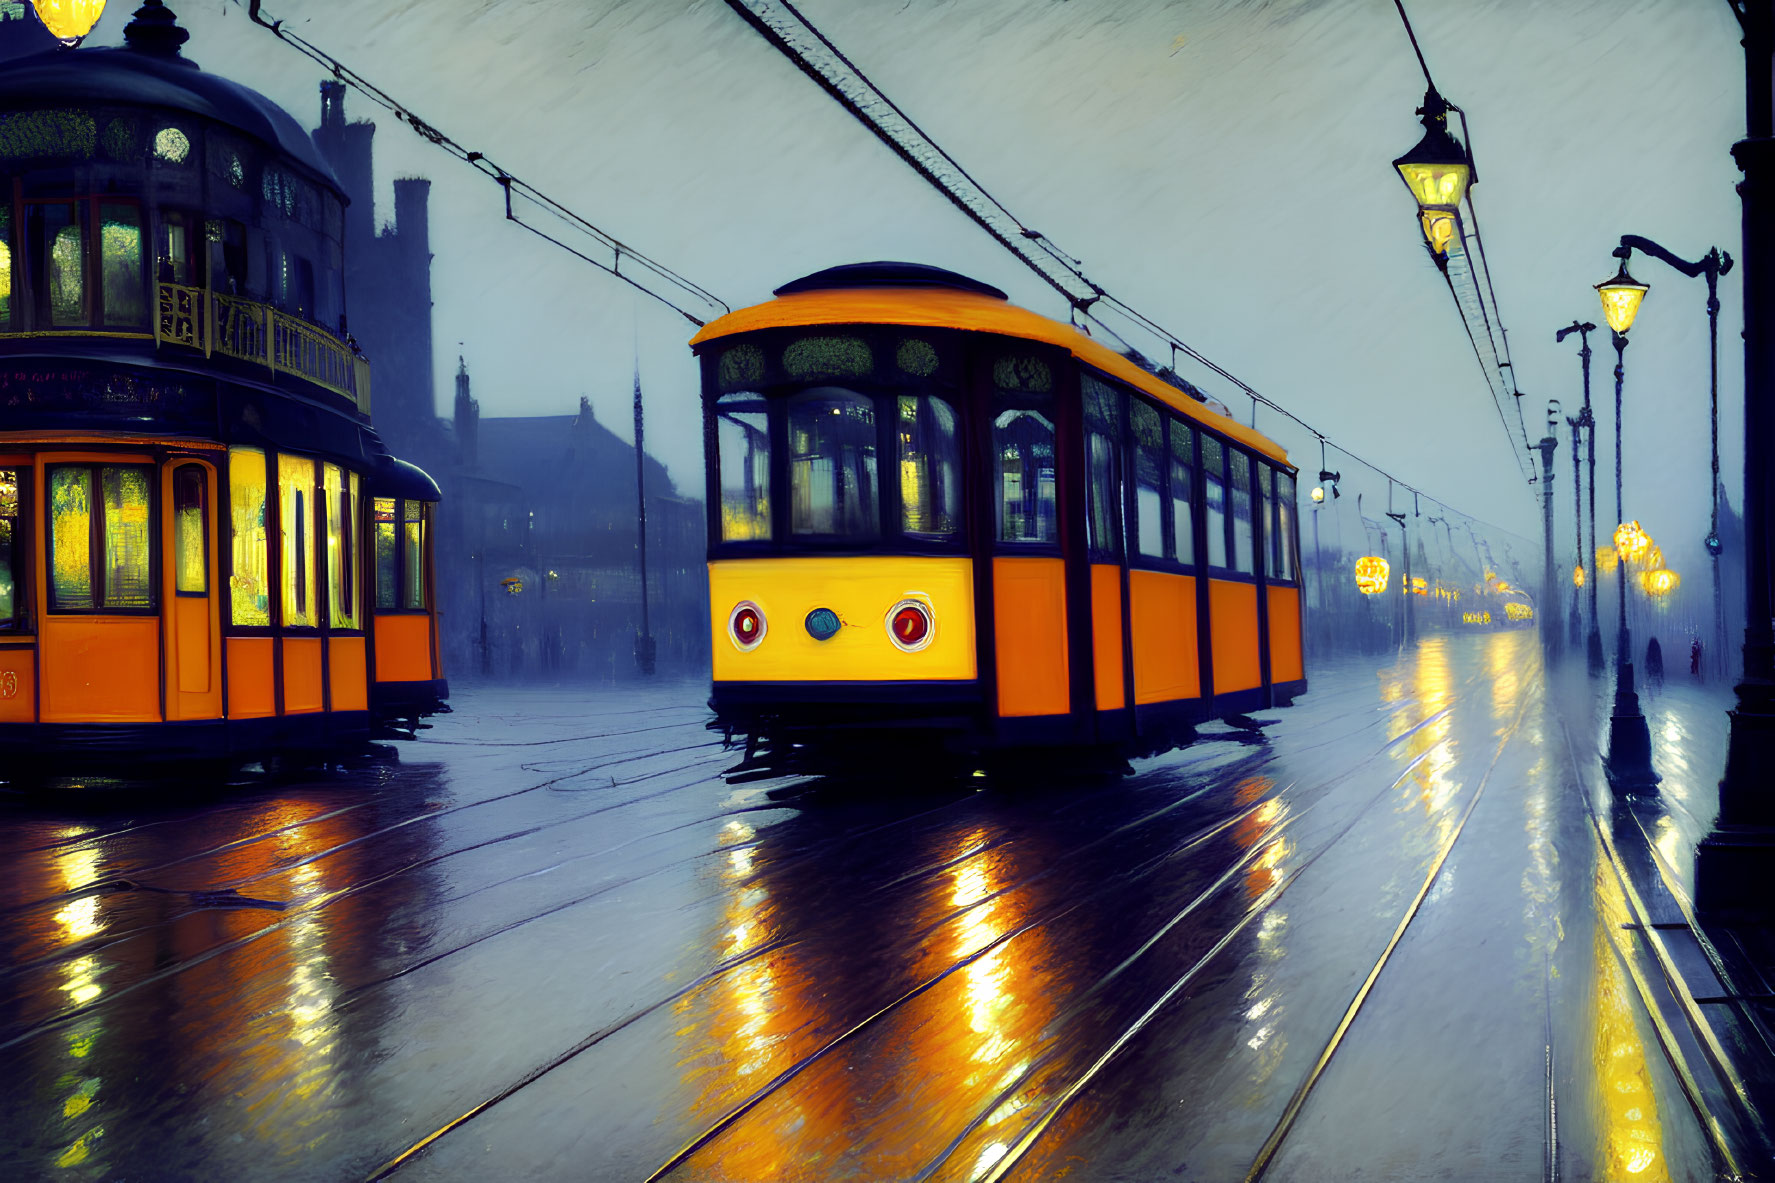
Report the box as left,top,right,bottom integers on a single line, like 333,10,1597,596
1595,262,1650,334
29,0,106,45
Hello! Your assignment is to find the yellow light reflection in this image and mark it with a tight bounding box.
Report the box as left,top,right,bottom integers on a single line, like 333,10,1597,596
1592,857,1672,1183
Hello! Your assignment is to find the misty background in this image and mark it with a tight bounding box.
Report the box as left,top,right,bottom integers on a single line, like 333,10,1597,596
72,0,1749,668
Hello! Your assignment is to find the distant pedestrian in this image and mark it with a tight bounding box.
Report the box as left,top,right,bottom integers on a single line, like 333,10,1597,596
1692,636,1703,678
1646,637,1664,689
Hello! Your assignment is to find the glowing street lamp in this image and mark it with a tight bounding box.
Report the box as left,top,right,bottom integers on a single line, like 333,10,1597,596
1595,259,1650,334
29,0,106,45
1354,556,1390,596
1393,88,1472,261
1573,563,1586,589
1596,246,1656,790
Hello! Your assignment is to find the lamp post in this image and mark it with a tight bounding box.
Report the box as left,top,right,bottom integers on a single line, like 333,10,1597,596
1565,404,1586,649
1533,400,1561,657
1596,251,1658,790
632,366,656,676
1612,235,1733,679
1557,321,1604,673
1697,0,1775,912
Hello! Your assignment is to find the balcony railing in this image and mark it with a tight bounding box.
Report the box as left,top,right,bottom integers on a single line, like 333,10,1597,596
155,282,372,414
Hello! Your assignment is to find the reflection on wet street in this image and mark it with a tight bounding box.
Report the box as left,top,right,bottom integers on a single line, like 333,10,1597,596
0,633,1749,1181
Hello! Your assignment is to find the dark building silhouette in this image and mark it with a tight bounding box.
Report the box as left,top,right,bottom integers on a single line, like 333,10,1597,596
444,365,707,680
305,86,707,680
310,82,442,470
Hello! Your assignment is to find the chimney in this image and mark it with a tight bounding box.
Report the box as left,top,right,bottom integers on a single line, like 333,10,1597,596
320,79,345,133
454,356,479,469
392,177,431,256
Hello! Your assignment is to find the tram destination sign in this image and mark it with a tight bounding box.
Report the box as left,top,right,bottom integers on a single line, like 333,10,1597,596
0,365,213,427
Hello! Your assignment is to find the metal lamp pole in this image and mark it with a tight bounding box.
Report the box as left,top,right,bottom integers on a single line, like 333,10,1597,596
1533,401,1561,657
1557,321,1605,673
1615,234,1733,677
1598,254,1659,789
1566,406,1585,648
1698,0,1775,911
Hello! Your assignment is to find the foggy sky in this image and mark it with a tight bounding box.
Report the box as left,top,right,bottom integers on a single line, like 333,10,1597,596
86,0,1745,573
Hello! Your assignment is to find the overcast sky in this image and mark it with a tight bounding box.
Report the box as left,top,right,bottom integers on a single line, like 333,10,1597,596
86,0,1745,570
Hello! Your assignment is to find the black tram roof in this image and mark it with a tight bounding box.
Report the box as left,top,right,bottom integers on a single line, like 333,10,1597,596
774,262,1008,300
0,31,343,195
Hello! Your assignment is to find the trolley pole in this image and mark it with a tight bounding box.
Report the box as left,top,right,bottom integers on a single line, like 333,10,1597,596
633,366,656,676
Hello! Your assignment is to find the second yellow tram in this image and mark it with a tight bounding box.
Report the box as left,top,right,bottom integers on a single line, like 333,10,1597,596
697,263,1305,762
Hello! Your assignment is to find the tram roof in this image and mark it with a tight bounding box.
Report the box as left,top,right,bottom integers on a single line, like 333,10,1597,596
692,286,1291,467
0,43,343,196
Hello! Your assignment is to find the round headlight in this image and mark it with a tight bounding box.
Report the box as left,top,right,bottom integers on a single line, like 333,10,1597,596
729,601,766,650
887,599,933,651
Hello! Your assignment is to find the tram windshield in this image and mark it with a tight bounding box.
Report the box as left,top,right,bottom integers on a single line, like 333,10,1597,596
789,387,879,540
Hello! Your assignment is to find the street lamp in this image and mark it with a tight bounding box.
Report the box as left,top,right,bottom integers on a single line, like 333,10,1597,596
1393,88,1472,264
1595,250,1658,790
29,0,106,46
1533,400,1562,657
1612,235,1733,678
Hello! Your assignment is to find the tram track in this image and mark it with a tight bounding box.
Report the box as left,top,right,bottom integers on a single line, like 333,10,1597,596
0,747,742,1048
0,736,727,919
1557,716,1760,1178
924,668,1527,1183
369,678,1474,1180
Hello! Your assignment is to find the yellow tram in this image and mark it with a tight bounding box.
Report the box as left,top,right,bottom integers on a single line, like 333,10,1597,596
695,263,1305,761
0,13,445,771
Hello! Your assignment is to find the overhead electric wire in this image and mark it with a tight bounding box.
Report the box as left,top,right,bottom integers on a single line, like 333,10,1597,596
233,0,729,327
728,0,1537,535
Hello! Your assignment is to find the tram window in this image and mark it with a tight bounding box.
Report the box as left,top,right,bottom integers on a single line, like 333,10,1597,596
715,392,771,542
374,498,397,610
228,447,270,626
325,464,360,629
1229,449,1255,575
100,202,145,327
898,394,961,541
47,465,154,611
1259,465,1275,578
0,469,21,629
1169,420,1196,567
210,219,247,295
103,468,153,609
1202,435,1228,570
1130,399,1165,560
1276,471,1297,582
992,408,1057,544
788,388,879,540
1083,374,1123,560
403,500,428,610
279,454,318,627
173,465,207,594
26,202,84,326
49,467,93,609
0,205,12,328
157,211,197,285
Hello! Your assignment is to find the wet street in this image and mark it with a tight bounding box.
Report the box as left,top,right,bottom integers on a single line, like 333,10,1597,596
0,630,1761,1182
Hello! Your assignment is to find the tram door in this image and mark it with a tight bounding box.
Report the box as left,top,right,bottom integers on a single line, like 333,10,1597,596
161,460,223,721
36,452,161,723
